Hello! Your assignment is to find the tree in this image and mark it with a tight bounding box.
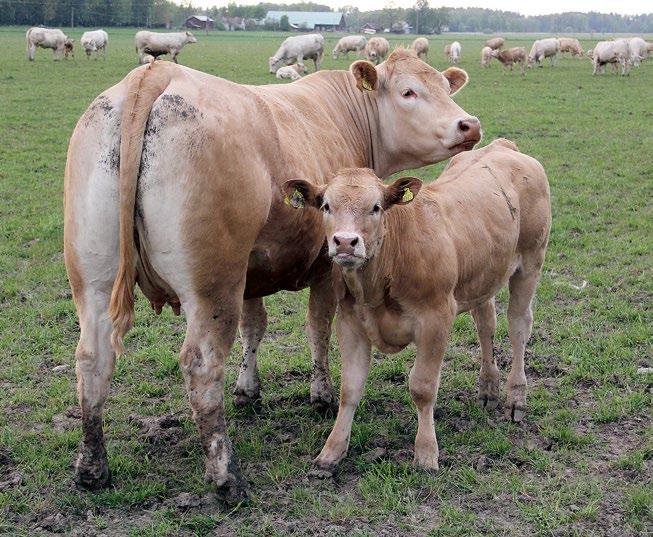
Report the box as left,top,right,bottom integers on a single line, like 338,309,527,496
279,14,290,30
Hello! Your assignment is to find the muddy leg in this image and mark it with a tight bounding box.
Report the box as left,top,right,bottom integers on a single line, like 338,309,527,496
410,304,454,471
471,298,499,410
306,275,337,412
180,295,247,502
74,289,115,489
233,297,267,406
505,260,543,422
314,313,371,472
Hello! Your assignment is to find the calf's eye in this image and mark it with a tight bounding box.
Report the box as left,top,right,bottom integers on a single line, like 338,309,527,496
401,88,416,98
323,203,330,213
372,204,381,213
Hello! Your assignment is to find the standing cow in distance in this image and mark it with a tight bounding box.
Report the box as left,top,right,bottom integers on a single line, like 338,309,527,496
282,139,551,474
64,49,480,502
492,47,527,75
485,37,505,50
269,34,324,73
81,30,109,60
528,38,560,67
135,31,197,64
332,35,367,59
481,46,493,68
557,37,584,57
446,41,461,64
592,40,631,76
26,27,74,61
411,37,429,60
365,37,390,65
626,37,648,67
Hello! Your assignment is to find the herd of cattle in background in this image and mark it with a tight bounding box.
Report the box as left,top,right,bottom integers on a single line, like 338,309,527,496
25,25,653,77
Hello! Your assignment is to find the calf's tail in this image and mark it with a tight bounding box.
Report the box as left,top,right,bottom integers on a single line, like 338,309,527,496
109,62,174,355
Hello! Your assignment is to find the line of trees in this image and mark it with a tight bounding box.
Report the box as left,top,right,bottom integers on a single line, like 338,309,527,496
0,0,651,33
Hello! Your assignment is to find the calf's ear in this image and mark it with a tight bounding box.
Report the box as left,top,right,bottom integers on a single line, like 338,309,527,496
384,176,422,208
442,67,468,95
282,179,324,209
351,60,378,92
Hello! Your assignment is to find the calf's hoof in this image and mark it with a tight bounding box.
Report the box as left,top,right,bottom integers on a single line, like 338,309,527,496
208,463,249,505
75,448,111,490
505,387,527,422
477,376,500,411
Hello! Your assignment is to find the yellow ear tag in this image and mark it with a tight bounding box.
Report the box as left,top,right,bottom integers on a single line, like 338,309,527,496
401,187,414,203
285,188,305,208
362,79,373,91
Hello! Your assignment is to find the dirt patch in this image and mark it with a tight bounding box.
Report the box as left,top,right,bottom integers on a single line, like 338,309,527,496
52,406,81,432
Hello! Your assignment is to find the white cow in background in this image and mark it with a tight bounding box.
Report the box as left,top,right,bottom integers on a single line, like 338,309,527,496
269,34,324,73
448,41,461,64
26,27,73,61
528,38,560,67
592,40,631,76
81,30,109,60
332,35,367,59
135,31,197,64
626,37,648,67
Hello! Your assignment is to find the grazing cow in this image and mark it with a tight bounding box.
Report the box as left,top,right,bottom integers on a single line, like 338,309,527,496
557,37,583,57
492,47,527,75
485,37,505,50
365,37,390,65
81,30,109,60
627,37,648,67
446,41,461,64
481,46,493,68
528,38,560,67
411,37,429,60
135,31,197,64
332,35,367,59
586,48,594,59
592,40,631,75
647,42,653,53
275,64,304,81
26,27,72,61
269,34,324,73
64,49,480,501
282,139,551,473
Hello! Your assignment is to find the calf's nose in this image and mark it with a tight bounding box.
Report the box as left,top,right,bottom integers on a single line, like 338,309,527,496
458,117,481,142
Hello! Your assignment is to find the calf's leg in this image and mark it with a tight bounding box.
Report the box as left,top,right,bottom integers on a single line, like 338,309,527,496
233,297,267,406
314,314,371,472
471,298,499,410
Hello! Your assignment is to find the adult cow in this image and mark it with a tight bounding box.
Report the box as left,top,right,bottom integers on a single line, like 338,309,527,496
592,40,630,75
365,37,390,65
269,34,324,73
492,47,527,75
135,30,197,64
557,37,583,57
81,30,109,60
626,37,647,67
485,37,505,50
26,27,73,61
332,35,367,59
64,50,481,501
447,41,461,64
281,139,551,473
411,37,429,60
480,46,492,68
528,38,560,67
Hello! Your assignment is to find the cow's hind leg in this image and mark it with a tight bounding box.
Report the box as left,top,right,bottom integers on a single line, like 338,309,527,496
505,252,544,422
306,274,337,411
233,297,267,407
471,298,499,410
181,292,248,502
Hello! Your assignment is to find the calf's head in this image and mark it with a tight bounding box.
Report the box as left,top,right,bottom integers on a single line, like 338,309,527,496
350,49,481,176
283,169,422,269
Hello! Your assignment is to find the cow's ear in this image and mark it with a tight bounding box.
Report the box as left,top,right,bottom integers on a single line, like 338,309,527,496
351,60,378,92
442,67,469,95
384,176,422,208
282,179,324,209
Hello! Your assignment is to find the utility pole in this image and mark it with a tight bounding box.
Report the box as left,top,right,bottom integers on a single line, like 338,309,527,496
416,8,419,34
70,6,74,28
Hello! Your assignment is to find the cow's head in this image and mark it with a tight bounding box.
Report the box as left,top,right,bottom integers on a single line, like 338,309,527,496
282,169,422,269
269,56,285,74
185,31,197,43
350,49,481,176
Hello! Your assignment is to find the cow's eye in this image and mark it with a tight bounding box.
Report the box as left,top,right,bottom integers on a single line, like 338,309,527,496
322,203,330,213
401,88,416,98
372,204,381,214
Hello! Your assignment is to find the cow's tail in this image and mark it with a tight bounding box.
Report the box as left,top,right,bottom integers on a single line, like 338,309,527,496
26,28,33,60
109,61,173,356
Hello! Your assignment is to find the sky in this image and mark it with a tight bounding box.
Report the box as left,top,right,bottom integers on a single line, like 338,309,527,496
190,0,651,17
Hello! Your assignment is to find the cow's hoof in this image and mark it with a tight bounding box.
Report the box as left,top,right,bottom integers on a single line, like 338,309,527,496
75,450,111,490
310,457,337,478
233,388,261,410
414,453,440,472
505,390,527,422
478,376,500,411
310,390,338,415
210,467,249,505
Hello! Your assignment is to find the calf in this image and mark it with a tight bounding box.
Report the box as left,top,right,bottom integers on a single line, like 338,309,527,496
135,31,197,64
275,64,304,81
480,46,492,68
492,47,527,75
283,139,551,472
485,37,505,50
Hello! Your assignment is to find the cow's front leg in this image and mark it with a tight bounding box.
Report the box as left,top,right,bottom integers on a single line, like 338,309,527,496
306,275,337,411
314,313,371,472
410,303,454,471
233,297,267,406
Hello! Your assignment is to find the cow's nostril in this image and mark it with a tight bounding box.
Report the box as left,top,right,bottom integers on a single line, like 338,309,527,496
458,120,470,132
333,236,340,246
350,237,359,246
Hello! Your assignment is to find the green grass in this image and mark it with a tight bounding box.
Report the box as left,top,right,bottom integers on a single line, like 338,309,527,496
1,26,652,535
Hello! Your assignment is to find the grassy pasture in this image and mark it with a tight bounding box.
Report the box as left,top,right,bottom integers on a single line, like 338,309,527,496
0,26,652,535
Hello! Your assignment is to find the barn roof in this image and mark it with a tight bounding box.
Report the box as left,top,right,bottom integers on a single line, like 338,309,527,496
188,15,213,22
265,11,344,29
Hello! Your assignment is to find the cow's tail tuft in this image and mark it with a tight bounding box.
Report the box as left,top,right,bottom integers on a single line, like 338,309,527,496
109,61,173,356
